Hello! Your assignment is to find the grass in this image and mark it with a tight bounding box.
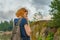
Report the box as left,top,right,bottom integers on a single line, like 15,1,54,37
0,32,11,40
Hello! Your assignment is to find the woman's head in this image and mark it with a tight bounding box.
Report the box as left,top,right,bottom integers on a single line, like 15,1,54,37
16,8,28,18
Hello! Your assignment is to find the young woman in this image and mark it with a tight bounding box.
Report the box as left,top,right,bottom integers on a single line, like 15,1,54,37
14,8,31,40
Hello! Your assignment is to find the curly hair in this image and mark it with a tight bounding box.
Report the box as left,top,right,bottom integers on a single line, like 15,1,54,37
16,8,28,17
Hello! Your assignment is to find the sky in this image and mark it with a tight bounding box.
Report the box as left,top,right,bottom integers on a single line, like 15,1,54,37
0,0,52,22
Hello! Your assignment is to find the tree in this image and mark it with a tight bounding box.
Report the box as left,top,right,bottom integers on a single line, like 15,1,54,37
49,0,60,27
9,19,13,31
0,19,13,31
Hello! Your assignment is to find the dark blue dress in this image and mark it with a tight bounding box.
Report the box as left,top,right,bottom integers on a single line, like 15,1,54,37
14,18,30,40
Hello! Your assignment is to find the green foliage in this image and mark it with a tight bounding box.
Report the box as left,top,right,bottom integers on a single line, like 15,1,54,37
46,32,54,40
38,36,42,40
49,0,60,27
0,19,13,31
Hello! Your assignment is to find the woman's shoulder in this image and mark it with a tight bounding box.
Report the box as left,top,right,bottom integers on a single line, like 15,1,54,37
14,18,18,20
22,18,27,21
14,18,27,21
14,18,19,22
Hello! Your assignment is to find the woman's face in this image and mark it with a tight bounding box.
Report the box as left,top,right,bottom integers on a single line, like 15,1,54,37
24,12,28,18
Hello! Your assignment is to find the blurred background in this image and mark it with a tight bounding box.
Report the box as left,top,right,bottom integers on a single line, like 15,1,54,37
0,0,60,40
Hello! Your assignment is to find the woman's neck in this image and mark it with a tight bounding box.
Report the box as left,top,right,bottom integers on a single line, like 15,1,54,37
18,16,22,18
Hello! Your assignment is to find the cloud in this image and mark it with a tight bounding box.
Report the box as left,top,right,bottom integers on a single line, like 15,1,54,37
32,0,51,5
32,0,51,9
0,0,33,11
0,0,37,22
0,0,52,22
0,10,15,21
42,15,51,20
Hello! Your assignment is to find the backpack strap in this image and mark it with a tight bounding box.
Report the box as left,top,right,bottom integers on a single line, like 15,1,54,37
16,18,22,40
17,18,22,26
11,18,22,40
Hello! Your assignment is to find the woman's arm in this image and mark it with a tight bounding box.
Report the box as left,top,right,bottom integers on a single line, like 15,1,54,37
24,24,31,36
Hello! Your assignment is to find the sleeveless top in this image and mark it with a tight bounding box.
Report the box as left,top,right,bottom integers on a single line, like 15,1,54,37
14,18,29,38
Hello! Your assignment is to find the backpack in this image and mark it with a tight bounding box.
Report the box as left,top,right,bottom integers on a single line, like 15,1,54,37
11,18,22,40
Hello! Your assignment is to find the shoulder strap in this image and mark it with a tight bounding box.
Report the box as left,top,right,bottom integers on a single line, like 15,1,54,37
11,18,22,40
17,18,22,26
16,18,22,40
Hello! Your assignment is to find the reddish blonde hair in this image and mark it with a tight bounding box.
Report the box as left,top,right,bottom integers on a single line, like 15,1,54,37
16,8,28,17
